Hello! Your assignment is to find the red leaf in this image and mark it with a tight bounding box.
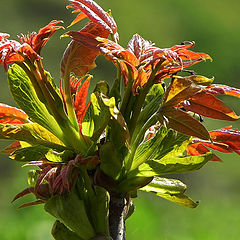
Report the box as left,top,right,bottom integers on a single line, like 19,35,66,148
74,76,91,124
183,91,239,121
158,107,210,140
187,126,240,161
186,143,222,161
0,141,21,154
19,20,64,54
204,84,240,98
18,200,44,209
68,0,117,35
0,103,28,125
61,21,109,76
68,12,88,28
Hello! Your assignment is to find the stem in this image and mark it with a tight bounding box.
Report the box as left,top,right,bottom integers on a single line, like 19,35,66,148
128,60,165,137
109,195,127,240
62,71,79,131
125,113,158,171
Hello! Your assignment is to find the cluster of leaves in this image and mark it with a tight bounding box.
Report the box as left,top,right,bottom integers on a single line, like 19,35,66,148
1,0,240,239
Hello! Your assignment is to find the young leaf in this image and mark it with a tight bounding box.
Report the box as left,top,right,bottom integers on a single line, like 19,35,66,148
52,221,84,240
99,142,123,180
187,126,240,161
186,142,222,162
162,76,201,107
7,64,65,142
132,153,212,177
74,76,91,124
140,177,198,208
0,103,28,125
81,92,111,139
158,107,210,140
152,130,191,159
131,126,168,170
0,141,21,154
0,123,65,151
132,84,164,142
204,84,240,98
10,145,49,162
44,190,96,239
182,91,240,121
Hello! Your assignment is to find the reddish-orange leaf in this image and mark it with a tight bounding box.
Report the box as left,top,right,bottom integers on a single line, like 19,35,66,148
162,76,201,107
74,76,91,124
18,200,44,209
132,67,151,95
158,107,210,140
210,127,240,150
0,141,21,154
98,37,139,66
187,126,240,161
68,12,88,28
61,32,99,76
68,0,117,34
0,103,28,125
186,143,222,161
33,20,64,53
204,84,240,98
61,21,110,77
182,91,239,121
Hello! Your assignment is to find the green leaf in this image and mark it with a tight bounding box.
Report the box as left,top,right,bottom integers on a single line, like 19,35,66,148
130,126,168,170
10,145,49,162
118,176,153,193
175,75,214,86
132,84,164,142
82,93,130,153
140,177,198,208
27,170,39,187
89,186,110,235
52,221,84,240
152,130,191,159
7,64,65,142
134,153,213,177
94,81,109,96
82,92,111,139
45,190,95,239
145,177,187,194
0,123,66,150
45,149,75,163
100,142,123,180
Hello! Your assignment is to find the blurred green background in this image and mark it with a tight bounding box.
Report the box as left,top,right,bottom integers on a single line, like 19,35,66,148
0,0,240,239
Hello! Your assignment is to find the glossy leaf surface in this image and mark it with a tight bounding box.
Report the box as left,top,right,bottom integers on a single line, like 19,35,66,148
158,107,210,140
